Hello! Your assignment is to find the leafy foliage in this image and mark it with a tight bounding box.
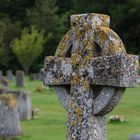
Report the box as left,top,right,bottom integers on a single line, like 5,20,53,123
0,0,139,73
11,26,45,74
0,38,6,65
27,0,67,56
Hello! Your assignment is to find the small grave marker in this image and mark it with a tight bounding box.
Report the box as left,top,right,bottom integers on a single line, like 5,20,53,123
16,70,25,87
6,70,14,81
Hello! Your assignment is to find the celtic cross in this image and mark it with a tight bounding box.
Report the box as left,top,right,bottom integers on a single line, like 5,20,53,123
43,13,139,140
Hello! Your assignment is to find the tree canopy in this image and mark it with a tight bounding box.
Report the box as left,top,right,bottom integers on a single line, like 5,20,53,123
11,26,45,74
0,0,139,73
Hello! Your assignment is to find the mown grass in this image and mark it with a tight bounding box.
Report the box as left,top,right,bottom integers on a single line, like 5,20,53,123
8,78,140,140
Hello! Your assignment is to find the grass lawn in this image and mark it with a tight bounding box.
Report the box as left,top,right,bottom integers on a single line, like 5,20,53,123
9,78,140,140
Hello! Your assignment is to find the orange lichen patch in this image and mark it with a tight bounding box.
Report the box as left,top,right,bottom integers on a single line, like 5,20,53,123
71,53,81,66
77,117,82,123
95,26,126,56
76,108,82,116
55,30,72,57
98,30,107,41
0,94,17,108
71,74,80,86
80,79,89,91
46,56,54,63
70,100,82,114
12,95,17,108
77,30,85,39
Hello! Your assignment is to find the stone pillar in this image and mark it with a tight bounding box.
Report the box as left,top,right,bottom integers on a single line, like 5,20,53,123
16,71,24,87
0,94,22,139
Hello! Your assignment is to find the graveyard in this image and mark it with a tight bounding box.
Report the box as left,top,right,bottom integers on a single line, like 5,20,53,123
1,77,138,140
0,1,140,140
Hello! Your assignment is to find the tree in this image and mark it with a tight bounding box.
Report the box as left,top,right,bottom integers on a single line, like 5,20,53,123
0,37,7,66
0,0,35,24
0,19,21,69
11,26,45,75
27,0,68,56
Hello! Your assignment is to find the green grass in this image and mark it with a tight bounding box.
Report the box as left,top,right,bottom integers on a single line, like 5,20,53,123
8,78,140,140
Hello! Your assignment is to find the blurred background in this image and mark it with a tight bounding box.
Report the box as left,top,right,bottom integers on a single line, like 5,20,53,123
0,0,139,74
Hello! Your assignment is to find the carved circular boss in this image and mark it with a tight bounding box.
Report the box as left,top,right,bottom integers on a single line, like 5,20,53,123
44,13,138,116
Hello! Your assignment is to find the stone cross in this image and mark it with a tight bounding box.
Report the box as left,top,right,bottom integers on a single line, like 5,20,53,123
43,13,139,140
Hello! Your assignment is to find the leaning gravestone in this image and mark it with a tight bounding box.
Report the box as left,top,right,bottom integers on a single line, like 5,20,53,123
16,70,24,87
44,13,139,140
0,94,22,139
6,70,14,81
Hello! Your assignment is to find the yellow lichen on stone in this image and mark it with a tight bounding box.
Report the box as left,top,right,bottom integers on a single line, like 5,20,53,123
95,26,126,56
55,30,72,57
76,108,82,116
0,94,17,108
71,53,81,66
46,56,54,63
98,30,107,41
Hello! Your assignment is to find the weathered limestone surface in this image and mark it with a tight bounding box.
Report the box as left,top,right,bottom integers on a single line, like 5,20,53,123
13,91,32,120
0,94,22,138
43,13,139,140
44,55,138,87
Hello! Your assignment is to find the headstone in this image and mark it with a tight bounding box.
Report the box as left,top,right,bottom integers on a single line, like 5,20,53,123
16,70,24,87
1,76,9,87
129,135,140,140
0,84,9,93
43,13,139,140
29,73,37,80
0,71,2,82
1,90,32,120
29,73,43,81
6,70,14,81
0,94,22,139
14,91,32,120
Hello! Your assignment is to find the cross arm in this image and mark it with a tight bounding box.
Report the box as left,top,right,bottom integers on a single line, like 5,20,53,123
44,55,139,87
44,56,72,85
88,54,139,87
